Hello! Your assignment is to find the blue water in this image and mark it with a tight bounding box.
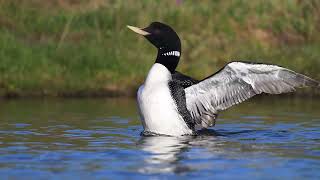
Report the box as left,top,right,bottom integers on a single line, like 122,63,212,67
0,97,319,179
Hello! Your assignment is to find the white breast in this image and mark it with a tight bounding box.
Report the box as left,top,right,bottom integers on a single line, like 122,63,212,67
137,63,192,136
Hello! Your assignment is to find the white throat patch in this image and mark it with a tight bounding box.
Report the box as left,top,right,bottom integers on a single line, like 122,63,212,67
162,51,180,57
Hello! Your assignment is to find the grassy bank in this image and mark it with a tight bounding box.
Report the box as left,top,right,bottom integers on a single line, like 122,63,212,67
0,0,319,97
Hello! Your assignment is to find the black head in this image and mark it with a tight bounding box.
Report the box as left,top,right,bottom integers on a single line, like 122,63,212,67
127,22,181,73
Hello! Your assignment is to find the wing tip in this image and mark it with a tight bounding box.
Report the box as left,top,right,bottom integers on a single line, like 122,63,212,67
304,77,320,88
292,72,320,88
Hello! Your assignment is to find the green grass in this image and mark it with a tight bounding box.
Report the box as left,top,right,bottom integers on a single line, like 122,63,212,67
0,0,319,97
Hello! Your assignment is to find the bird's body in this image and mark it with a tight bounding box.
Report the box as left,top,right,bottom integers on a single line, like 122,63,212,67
137,63,193,136
128,22,320,136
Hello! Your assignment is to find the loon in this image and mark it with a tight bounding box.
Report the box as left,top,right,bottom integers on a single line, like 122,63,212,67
127,22,320,136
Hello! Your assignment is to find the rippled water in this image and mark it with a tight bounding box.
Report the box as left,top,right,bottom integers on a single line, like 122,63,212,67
0,97,319,179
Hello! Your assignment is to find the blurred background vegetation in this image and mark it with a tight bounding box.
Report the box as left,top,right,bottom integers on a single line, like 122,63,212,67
0,0,319,97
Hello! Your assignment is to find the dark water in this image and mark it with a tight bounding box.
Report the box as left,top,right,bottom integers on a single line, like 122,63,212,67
0,97,319,179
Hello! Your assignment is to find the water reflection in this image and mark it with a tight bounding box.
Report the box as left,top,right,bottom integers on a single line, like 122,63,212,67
137,133,226,174
138,136,192,174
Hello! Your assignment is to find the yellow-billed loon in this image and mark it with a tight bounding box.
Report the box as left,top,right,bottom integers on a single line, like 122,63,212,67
128,22,320,136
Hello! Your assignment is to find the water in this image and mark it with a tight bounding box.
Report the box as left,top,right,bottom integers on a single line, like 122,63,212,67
0,97,319,179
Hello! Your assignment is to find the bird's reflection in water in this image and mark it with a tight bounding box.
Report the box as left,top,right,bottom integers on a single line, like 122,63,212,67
138,135,193,174
136,129,268,174
137,130,221,174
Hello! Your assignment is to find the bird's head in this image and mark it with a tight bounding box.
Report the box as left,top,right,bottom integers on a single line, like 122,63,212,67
127,22,181,73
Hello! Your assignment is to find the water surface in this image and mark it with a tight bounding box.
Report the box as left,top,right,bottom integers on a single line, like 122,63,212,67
0,97,319,179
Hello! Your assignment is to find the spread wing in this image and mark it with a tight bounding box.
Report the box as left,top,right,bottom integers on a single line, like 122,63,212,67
185,61,319,128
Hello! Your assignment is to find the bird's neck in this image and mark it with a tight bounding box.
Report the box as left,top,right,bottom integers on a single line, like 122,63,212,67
145,63,172,85
155,47,181,73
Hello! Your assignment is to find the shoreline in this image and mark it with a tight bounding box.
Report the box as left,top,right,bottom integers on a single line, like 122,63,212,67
0,88,319,99
0,1,319,99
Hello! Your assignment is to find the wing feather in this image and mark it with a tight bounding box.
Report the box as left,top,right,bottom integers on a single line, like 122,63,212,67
185,62,319,129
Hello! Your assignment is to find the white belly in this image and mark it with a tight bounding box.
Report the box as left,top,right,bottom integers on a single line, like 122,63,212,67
137,84,192,136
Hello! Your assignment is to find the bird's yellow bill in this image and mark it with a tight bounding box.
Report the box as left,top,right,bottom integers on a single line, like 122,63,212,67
127,25,150,36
